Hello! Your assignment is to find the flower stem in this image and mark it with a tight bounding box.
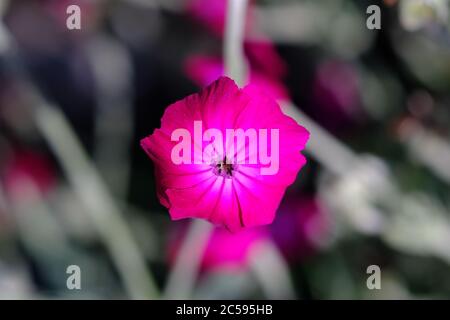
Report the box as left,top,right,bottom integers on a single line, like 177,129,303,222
224,0,249,86
163,220,213,299
87,37,134,200
248,240,296,299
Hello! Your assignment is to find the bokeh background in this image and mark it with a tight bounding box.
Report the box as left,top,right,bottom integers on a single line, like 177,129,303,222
0,0,449,299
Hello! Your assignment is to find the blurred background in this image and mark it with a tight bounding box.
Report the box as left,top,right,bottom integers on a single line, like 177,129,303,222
0,0,449,299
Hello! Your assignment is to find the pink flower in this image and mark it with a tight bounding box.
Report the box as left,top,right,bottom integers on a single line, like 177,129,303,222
141,77,309,231
3,150,56,198
185,0,288,82
202,227,266,271
312,59,363,131
271,196,331,262
168,222,269,272
184,54,289,102
185,0,289,99
186,0,253,36
244,40,288,80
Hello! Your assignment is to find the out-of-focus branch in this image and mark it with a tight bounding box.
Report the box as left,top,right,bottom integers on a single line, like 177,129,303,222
282,102,450,266
163,220,212,299
0,183,39,299
33,99,159,299
86,35,134,200
398,119,450,185
248,240,296,299
283,102,360,176
224,0,249,86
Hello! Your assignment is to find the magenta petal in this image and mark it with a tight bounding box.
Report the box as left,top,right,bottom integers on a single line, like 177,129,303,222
167,222,270,272
232,173,286,227
201,227,269,271
208,178,244,232
166,176,220,220
141,77,309,231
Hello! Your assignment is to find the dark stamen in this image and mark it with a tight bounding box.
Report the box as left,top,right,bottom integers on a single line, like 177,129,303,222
213,157,236,178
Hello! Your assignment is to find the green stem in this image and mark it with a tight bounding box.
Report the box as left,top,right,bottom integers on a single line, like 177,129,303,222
224,0,249,85
163,220,213,299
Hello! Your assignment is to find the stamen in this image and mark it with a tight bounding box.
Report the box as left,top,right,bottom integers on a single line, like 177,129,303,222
212,157,236,178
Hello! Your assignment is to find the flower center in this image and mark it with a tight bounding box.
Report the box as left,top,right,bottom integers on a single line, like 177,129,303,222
212,157,236,178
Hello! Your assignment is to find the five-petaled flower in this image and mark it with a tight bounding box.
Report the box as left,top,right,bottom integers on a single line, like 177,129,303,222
141,77,309,232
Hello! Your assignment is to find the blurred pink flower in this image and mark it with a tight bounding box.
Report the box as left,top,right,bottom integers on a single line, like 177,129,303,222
185,0,253,36
184,54,289,102
312,59,363,131
202,227,267,271
185,0,289,99
3,150,56,198
244,40,288,80
168,222,269,272
141,77,309,231
185,0,287,81
271,196,330,262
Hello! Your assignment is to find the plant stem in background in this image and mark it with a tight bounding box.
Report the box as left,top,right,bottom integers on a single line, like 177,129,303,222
33,101,159,299
282,102,359,176
163,220,213,299
248,240,296,299
224,0,249,86
86,36,134,200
